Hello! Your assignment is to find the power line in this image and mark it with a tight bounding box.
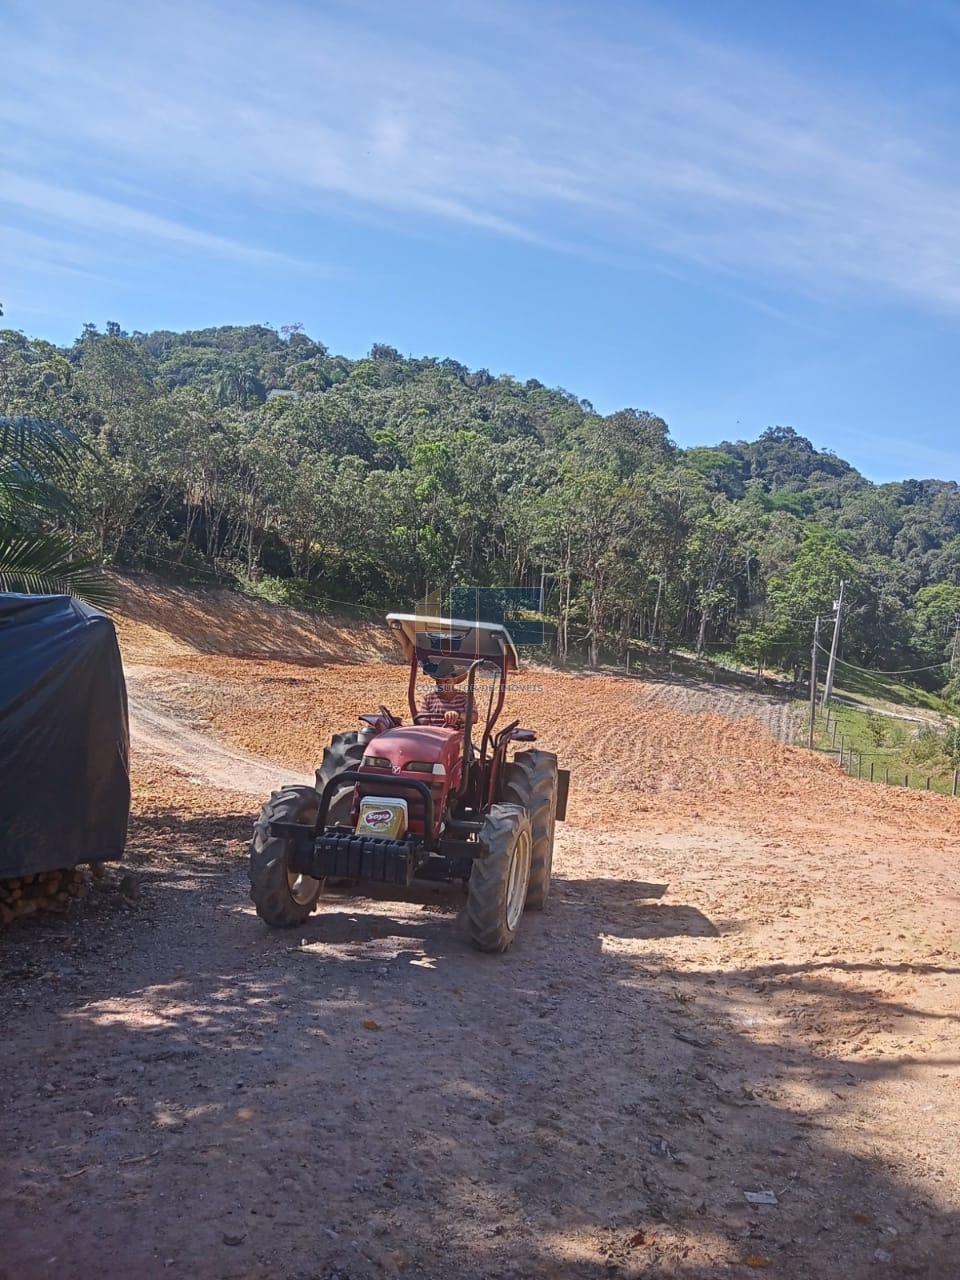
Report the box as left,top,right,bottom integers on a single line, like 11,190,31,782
815,641,951,676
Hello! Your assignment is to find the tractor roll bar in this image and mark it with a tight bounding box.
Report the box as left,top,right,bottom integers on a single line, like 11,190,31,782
458,656,510,795
457,659,484,799
406,651,419,721
404,641,510,803
479,634,508,765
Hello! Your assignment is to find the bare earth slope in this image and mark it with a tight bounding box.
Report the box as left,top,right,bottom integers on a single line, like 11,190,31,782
2,576,959,1279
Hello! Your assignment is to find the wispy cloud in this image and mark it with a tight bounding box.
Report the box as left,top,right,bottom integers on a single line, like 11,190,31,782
1,173,309,268
0,224,108,282
2,0,960,309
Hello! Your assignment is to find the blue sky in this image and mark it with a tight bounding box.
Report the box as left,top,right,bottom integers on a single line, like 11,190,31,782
2,0,959,482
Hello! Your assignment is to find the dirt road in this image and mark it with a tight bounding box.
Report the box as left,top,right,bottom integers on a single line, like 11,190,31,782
2,579,959,1279
127,672,310,796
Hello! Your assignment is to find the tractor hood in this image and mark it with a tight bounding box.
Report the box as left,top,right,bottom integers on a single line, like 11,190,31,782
365,724,462,772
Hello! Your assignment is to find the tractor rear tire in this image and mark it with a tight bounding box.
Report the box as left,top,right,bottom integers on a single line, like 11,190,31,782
502,749,559,911
250,785,323,927
315,729,367,889
315,730,366,808
466,804,532,953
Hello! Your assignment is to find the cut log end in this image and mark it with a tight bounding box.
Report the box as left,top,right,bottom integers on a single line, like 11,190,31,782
0,865,111,925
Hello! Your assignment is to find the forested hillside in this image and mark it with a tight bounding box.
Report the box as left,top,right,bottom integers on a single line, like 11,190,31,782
3,321,960,689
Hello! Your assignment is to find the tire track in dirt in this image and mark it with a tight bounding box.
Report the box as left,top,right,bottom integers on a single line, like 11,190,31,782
127,675,310,797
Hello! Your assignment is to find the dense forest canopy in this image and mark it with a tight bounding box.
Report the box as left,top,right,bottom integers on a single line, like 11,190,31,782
2,321,959,690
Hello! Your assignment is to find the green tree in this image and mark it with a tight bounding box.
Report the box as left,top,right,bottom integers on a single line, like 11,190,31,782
8,316,960,682
912,583,960,664
757,526,861,679
215,359,266,408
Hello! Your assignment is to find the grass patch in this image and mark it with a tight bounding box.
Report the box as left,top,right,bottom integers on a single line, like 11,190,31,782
830,663,954,717
810,699,960,796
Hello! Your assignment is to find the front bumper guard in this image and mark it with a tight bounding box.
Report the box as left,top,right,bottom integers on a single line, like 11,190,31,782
269,769,437,886
270,822,423,886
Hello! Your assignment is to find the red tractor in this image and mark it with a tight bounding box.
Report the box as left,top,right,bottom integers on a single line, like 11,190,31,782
249,614,568,952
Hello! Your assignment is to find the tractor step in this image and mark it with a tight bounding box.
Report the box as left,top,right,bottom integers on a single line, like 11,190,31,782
273,821,422,886
555,768,571,821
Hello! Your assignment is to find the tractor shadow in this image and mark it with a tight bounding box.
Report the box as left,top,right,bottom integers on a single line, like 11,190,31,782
287,876,718,955
552,876,721,940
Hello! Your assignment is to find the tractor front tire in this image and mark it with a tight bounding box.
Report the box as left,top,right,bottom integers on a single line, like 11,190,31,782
466,804,532,953
250,785,323,927
502,749,559,911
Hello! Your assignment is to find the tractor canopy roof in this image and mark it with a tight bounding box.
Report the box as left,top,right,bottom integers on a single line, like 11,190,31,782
386,613,520,672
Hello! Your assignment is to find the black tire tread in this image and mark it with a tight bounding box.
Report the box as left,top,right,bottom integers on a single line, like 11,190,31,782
249,785,321,926
501,749,558,911
466,803,531,953
315,731,366,815
313,730,365,882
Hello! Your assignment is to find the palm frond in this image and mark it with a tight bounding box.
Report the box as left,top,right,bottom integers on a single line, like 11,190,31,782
0,462,75,519
0,521,114,608
0,415,83,473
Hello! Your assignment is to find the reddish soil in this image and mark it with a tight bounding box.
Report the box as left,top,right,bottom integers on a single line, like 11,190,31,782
2,575,959,1279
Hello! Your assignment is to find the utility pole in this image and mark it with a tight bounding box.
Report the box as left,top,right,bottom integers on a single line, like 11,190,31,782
951,613,960,673
821,579,845,711
808,615,820,749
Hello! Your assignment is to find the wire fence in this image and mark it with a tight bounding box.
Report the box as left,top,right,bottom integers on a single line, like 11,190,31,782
835,746,959,796
810,706,960,798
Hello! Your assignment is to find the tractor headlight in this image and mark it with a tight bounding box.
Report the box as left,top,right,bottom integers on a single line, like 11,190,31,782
362,755,391,770
406,761,446,775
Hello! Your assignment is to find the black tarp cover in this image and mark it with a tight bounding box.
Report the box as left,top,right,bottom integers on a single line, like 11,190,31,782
0,593,129,877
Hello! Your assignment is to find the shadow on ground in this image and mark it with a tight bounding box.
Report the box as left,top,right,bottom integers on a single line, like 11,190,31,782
0,807,956,1278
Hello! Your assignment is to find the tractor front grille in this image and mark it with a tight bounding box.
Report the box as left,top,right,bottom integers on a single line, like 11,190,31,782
358,776,443,836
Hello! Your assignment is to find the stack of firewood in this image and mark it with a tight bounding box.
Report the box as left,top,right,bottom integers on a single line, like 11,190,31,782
0,867,92,925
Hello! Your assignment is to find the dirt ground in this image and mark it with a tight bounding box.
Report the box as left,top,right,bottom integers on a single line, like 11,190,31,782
2,576,960,1279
